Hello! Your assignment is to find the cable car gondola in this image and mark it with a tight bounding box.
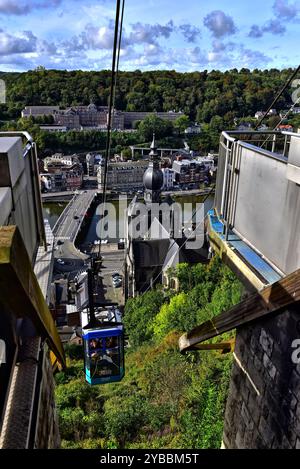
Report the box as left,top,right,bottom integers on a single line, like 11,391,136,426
82,312,125,385
80,269,125,385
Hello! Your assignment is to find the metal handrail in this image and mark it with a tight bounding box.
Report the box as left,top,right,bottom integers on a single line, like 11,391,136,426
216,129,295,241
0,131,46,250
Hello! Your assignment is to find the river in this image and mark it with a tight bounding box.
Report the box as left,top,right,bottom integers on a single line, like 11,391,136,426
43,202,67,228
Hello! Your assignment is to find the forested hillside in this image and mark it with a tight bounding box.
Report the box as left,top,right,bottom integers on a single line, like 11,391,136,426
0,68,295,122
55,257,243,449
0,67,297,155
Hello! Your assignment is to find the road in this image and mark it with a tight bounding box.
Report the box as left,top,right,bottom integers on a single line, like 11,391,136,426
42,190,76,201
91,247,125,306
54,190,96,241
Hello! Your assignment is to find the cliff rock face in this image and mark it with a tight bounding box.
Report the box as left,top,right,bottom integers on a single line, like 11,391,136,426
223,305,300,449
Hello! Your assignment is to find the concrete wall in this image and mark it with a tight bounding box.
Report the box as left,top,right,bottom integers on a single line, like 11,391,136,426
233,145,300,276
0,339,60,449
0,136,40,259
223,305,300,449
34,349,61,449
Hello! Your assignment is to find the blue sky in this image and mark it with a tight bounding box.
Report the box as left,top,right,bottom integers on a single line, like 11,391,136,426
0,0,299,72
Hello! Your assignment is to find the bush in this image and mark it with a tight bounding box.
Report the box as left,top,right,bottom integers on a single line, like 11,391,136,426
64,343,84,360
55,379,100,410
124,289,166,346
104,394,149,447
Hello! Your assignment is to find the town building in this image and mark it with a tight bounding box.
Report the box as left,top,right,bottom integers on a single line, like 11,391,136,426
255,111,264,120
161,167,174,190
278,124,294,132
22,105,185,131
255,109,277,120
44,153,80,169
280,107,300,118
21,105,59,118
123,110,185,128
53,108,81,129
40,153,83,192
196,155,215,171
53,105,121,130
236,122,252,131
172,159,207,185
184,124,202,134
40,125,67,132
97,160,149,191
40,163,83,192
111,110,125,130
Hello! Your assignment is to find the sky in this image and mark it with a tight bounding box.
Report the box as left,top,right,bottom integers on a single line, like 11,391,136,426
0,0,299,72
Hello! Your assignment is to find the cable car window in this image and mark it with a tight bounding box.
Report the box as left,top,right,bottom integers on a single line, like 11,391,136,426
89,336,120,379
83,330,124,384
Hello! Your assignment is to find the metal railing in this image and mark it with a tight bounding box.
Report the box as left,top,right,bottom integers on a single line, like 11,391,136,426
0,131,46,250
215,130,300,241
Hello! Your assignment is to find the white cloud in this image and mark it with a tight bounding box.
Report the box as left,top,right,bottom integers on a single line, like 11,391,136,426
0,30,37,55
129,21,174,45
204,10,237,38
179,24,201,43
0,0,62,16
249,19,286,37
273,0,299,19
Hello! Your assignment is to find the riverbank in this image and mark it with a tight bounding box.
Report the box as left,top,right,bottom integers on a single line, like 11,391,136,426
42,186,215,203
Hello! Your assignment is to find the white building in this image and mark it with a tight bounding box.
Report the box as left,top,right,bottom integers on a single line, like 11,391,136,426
184,124,201,134
255,111,264,120
21,105,59,118
161,168,174,190
40,125,67,132
197,156,215,171
44,153,79,169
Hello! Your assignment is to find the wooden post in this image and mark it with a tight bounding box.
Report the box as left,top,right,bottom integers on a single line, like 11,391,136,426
0,225,65,367
179,268,300,353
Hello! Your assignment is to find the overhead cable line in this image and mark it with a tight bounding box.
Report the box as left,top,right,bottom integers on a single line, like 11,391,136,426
97,0,125,263
254,65,300,130
260,94,300,150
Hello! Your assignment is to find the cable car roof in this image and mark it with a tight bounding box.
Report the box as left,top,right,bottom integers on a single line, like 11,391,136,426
82,326,123,339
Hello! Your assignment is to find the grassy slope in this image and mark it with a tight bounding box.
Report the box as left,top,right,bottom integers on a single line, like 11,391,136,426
55,258,242,449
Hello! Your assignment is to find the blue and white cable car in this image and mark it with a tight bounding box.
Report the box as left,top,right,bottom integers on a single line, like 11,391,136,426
82,322,125,385
79,269,125,385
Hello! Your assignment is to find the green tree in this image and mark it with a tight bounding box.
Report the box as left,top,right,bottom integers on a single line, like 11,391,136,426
124,289,166,346
138,114,173,141
104,394,149,447
174,115,190,134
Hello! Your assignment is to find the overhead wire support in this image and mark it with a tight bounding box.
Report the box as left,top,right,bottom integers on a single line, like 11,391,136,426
260,94,300,150
254,65,300,130
97,0,124,263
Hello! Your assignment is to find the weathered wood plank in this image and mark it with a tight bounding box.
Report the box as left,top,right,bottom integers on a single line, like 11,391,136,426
183,340,235,353
0,225,65,367
179,268,300,352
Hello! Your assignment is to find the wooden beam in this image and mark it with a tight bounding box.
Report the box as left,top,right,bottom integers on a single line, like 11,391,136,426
0,225,65,367
182,340,235,353
179,268,300,353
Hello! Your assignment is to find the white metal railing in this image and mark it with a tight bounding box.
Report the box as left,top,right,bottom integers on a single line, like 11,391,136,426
214,130,300,275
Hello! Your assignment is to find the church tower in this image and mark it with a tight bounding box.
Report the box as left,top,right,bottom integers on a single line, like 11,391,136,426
143,133,163,205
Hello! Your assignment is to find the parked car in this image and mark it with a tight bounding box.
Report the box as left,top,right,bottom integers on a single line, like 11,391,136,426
113,280,122,288
112,272,120,278
57,258,65,265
